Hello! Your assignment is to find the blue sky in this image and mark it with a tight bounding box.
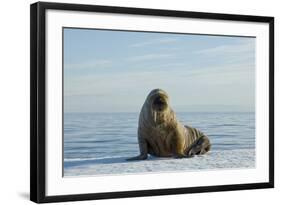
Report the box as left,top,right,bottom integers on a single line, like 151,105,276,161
64,28,255,113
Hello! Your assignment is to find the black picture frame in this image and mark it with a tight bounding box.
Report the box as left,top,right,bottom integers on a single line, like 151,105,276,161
30,1,274,203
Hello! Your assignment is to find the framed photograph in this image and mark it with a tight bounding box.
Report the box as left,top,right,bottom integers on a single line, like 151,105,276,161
30,2,274,203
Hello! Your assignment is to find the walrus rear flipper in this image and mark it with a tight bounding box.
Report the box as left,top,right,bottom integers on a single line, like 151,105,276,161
186,136,211,156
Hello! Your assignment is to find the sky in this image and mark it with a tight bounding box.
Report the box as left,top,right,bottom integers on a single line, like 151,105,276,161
64,28,255,113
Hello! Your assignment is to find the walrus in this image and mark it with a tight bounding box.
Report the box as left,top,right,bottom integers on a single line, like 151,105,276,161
127,88,211,160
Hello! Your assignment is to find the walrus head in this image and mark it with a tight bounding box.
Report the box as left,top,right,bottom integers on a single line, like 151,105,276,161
145,89,170,124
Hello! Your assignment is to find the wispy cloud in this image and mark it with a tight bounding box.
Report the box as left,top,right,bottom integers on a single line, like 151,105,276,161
64,59,255,112
64,61,253,96
194,41,255,55
129,37,178,48
127,53,174,62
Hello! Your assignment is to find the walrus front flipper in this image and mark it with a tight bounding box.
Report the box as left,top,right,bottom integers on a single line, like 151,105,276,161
127,135,148,161
126,154,147,161
186,136,211,156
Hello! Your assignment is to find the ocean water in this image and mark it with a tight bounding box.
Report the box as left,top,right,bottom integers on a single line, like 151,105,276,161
64,112,255,176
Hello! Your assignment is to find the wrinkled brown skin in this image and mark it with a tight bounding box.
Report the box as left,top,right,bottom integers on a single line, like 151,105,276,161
127,89,211,160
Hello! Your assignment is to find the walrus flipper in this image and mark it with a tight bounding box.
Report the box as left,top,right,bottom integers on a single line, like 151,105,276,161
186,135,211,156
127,135,148,161
126,154,147,161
